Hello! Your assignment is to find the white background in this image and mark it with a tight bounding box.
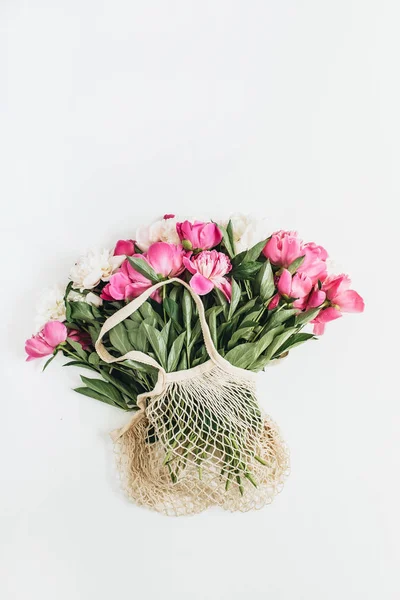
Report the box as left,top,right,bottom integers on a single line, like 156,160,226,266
1,2,399,599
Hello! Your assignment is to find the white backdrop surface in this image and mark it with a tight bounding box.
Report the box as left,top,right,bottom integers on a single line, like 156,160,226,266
1,2,399,599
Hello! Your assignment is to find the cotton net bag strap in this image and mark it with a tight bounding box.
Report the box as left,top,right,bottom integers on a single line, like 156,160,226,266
95,278,289,516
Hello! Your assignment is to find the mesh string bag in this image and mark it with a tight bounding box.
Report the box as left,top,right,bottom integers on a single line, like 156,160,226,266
96,279,289,516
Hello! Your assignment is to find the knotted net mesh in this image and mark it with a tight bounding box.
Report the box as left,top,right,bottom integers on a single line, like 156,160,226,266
114,362,289,516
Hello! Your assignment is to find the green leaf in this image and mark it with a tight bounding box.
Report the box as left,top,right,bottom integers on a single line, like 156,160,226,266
246,238,269,262
255,260,275,302
135,322,149,353
214,287,229,319
142,323,167,367
177,352,188,370
65,301,72,322
129,310,143,324
182,289,193,346
295,307,321,326
207,307,219,348
124,319,140,331
231,250,247,268
267,308,298,328
80,375,125,407
287,255,306,274
217,222,235,258
127,256,161,283
224,343,259,369
167,332,186,372
67,338,88,360
160,320,172,346
253,325,285,357
63,360,98,371
227,327,255,349
123,359,155,374
42,353,56,371
163,297,182,329
74,386,118,407
99,369,137,400
109,323,132,354
232,261,262,281
64,281,73,302
226,220,236,255
88,352,100,366
228,278,241,320
232,297,259,320
69,302,95,322
138,302,164,327
88,323,101,343
262,327,298,361
274,332,316,356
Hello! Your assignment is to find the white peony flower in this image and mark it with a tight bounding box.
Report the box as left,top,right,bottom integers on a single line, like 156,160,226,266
69,248,124,291
35,283,67,332
136,216,180,251
67,290,103,307
220,213,269,253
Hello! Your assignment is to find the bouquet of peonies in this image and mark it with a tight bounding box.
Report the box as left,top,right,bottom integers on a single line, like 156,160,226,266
26,214,364,515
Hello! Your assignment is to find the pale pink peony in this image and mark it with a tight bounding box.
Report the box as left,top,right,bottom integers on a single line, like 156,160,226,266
25,321,68,361
263,231,328,284
102,242,185,301
176,220,222,251
183,250,232,300
114,239,135,256
311,274,364,334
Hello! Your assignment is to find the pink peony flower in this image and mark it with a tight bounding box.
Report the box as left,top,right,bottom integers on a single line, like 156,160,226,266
114,239,135,256
277,269,313,309
299,242,328,282
183,250,232,300
311,274,364,334
25,321,68,361
68,329,92,350
102,242,185,301
176,220,222,251
263,231,328,284
263,230,302,267
304,286,327,310
267,293,280,310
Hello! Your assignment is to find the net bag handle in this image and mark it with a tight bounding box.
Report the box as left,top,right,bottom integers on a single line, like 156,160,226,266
95,277,222,371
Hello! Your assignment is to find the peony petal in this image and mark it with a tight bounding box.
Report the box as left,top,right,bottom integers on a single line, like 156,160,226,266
100,283,114,301
82,270,103,289
315,307,342,324
183,255,197,275
277,269,292,296
198,223,222,249
307,289,326,308
25,336,53,359
291,273,312,299
106,272,132,300
335,290,365,313
189,273,215,295
43,321,68,348
281,236,302,267
147,242,175,276
215,277,232,301
313,322,326,335
263,236,280,264
267,293,280,310
114,239,135,256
